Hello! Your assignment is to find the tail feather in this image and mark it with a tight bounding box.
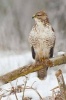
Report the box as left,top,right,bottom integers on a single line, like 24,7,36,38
37,47,54,80
37,67,48,80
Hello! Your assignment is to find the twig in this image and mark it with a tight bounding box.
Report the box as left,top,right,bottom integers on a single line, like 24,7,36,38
22,76,27,100
50,86,59,91
14,92,18,100
25,86,43,100
10,82,18,100
0,83,43,100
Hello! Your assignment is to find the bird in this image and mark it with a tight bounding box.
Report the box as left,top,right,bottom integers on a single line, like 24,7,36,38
28,11,56,80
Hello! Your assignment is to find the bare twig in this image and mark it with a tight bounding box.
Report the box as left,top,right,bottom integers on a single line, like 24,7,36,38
25,86,43,100
14,92,18,100
0,82,43,100
22,76,27,100
10,82,18,100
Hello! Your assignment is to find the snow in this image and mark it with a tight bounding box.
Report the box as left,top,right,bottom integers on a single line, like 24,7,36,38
0,52,34,75
58,51,65,55
0,51,65,100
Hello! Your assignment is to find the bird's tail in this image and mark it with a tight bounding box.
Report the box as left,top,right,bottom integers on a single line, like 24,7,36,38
37,67,48,80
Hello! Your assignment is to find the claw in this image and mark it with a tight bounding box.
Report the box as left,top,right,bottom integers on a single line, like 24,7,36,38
38,57,45,62
44,58,53,67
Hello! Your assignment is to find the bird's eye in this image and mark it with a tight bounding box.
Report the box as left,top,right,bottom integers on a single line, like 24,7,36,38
37,14,41,16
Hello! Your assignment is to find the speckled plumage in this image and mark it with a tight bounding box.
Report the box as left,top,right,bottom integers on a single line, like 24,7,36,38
28,11,56,79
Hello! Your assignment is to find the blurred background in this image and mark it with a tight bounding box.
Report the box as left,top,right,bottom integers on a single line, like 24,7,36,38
0,0,66,54
0,0,66,95
0,1,66,99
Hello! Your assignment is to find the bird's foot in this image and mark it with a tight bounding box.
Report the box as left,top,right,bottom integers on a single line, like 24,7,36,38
35,57,53,67
36,57,45,63
40,57,45,62
44,58,53,67
35,58,44,66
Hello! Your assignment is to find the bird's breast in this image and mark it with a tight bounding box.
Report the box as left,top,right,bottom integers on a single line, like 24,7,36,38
29,25,55,47
34,30,55,48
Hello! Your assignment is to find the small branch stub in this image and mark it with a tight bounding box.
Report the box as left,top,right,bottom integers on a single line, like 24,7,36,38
55,69,66,100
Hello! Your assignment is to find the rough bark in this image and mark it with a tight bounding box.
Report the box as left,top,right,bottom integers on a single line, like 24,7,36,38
55,69,66,100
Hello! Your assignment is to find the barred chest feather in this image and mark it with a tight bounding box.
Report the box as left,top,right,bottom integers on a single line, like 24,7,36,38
29,21,56,58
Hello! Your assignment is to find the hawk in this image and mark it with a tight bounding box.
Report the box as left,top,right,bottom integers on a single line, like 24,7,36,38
28,11,56,80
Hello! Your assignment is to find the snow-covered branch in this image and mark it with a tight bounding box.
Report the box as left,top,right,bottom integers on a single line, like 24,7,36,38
0,53,66,85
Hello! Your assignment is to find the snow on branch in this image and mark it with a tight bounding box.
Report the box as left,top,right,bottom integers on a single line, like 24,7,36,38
0,53,66,85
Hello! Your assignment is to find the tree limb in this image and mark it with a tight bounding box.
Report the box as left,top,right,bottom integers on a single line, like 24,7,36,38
0,53,66,85
55,69,66,100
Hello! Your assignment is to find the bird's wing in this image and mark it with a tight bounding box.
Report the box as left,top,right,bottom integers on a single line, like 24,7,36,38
31,46,35,59
49,47,54,58
28,26,37,60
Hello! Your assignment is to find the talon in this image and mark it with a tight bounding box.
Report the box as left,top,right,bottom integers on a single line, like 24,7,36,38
45,59,53,67
39,57,45,62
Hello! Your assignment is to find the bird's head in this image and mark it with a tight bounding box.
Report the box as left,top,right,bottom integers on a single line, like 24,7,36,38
32,11,49,25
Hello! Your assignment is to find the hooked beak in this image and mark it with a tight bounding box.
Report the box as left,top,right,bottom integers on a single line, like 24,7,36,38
32,15,36,19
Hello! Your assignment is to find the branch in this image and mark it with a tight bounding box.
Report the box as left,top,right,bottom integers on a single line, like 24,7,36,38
55,69,66,100
0,53,66,85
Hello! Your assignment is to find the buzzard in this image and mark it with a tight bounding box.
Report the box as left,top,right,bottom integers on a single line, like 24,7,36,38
28,11,56,80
